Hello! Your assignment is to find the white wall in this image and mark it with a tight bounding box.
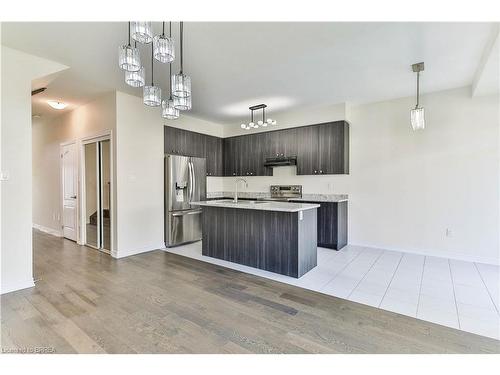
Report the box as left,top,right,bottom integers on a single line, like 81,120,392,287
1,46,67,294
223,102,347,137
114,91,225,258
31,92,116,245
221,87,499,264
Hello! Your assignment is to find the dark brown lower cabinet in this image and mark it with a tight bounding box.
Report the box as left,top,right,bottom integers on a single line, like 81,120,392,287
289,200,348,250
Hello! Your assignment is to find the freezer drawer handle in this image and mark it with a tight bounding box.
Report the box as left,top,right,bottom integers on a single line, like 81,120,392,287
171,210,202,217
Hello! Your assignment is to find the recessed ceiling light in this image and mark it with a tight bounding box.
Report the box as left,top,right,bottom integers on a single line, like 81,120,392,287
47,100,67,110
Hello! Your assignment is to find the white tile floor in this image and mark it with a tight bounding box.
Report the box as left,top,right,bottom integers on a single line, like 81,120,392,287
166,242,500,340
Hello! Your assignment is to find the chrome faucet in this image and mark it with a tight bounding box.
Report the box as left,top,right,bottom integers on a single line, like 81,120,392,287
234,178,248,203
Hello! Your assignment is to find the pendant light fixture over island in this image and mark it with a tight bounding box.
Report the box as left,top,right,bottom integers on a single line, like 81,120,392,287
117,21,192,121
241,104,277,130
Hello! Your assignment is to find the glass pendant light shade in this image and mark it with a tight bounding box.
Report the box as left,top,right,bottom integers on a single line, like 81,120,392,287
172,73,191,98
174,95,192,111
410,107,425,131
118,45,141,72
143,85,161,107
162,99,180,120
125,66,145,87
131,22,153,44
153,35,175,63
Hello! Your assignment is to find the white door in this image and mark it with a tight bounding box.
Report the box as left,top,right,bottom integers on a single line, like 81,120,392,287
61,143,78,241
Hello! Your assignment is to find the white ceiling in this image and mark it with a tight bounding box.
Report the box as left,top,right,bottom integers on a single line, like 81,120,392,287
1,22,496,124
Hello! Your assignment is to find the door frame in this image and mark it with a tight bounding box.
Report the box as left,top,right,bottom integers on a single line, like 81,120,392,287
79,130,114,255
60,140,79,242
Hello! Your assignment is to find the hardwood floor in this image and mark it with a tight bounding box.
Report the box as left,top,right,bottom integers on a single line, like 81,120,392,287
1,230,499,354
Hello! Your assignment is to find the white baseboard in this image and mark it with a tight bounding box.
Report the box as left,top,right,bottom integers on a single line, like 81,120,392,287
1,279,35,295
33,223,63,237
349,242,500,266
112,243,165,259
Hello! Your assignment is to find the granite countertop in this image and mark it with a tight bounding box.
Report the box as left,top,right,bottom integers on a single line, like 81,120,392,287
206,191,348,203
191,199,320,213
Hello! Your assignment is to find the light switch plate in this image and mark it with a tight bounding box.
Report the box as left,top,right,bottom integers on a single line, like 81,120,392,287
0,171,10,181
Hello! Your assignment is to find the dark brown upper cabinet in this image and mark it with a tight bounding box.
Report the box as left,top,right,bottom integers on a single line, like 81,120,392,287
165,121,349,178
164,126,223,176
296,121,349,175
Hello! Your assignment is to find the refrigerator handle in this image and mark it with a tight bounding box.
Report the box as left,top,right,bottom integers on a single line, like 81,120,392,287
187,161,193,202
190,161,196,202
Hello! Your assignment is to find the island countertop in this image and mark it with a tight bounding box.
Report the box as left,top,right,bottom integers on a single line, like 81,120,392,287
191,199,320,213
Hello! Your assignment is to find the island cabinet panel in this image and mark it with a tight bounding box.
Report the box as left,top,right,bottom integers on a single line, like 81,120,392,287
201,206,317,278
289,200,348,250
164,126,223,176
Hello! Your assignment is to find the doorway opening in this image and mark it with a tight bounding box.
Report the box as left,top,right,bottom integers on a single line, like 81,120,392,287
83,137,111,253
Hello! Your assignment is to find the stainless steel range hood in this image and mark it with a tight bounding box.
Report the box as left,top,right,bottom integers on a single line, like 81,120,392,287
264,156,297,167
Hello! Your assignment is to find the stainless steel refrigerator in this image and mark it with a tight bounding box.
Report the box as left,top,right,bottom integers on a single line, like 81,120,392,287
164,154,206,247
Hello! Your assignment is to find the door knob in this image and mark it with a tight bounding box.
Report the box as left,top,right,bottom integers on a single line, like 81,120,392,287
71,195,77,199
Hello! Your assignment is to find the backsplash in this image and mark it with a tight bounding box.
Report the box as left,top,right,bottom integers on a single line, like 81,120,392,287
207,165,350,196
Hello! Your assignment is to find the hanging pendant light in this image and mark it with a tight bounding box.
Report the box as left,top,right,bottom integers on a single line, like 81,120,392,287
410,62,425,131
131,22,153,44
174,95,192,111
143,43,161,107
162,24,180,120
154,22,175,63
172,22,192,98
125,66,145,87
118,22,141,72
125,42,145,87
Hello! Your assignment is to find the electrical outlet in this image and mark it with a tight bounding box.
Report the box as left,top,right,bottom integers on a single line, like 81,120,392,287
0,171,9,181
446,228,453,237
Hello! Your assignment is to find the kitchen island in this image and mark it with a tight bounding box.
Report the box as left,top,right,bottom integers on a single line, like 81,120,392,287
191,200,320,278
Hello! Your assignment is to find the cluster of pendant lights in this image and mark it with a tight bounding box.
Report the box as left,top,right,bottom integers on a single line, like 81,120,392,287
241,104,277,130
118,21,191,121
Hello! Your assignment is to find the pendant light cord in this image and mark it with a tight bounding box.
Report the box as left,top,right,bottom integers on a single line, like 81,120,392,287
169,22,173,100
180,21,184,74
128,22,131,46
151,43,154,85
416,71,420,109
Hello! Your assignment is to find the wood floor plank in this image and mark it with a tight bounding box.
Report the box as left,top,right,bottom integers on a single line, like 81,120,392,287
1,230,499,354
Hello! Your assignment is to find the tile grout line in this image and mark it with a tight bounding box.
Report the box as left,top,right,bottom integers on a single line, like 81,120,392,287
448,259,461,329
377,252,404,308
317,248,366,291
347,250,386,299
415,256,426,317
473,262,500,316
